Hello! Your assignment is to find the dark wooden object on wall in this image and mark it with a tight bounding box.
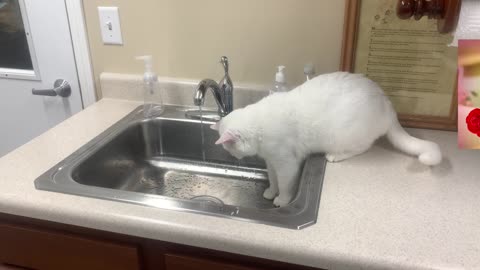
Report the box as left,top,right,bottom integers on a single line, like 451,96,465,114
396,0,462,33
340,0,361,72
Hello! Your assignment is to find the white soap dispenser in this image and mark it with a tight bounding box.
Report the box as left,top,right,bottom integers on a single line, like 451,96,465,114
269,66,289,95
136,55,163,118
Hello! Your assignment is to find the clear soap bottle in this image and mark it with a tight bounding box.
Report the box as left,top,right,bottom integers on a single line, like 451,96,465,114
269,66,289,95
136,55,164,118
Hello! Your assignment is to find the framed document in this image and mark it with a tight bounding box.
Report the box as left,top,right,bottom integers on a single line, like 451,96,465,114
340,0,458,130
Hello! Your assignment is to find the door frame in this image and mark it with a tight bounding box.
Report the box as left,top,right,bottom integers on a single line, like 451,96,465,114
65,0,96,108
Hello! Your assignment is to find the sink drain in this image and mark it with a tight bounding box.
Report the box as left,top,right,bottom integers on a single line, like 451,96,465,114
190,195,225,207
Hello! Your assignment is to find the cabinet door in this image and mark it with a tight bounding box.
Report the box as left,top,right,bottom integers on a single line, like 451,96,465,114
0,223,140,270
165,254,265,270
0,264,30,270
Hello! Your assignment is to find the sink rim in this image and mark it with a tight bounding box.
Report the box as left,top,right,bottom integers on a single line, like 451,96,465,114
34,105,326,230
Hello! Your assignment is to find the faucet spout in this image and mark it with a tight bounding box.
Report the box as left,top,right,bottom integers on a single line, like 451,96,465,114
194,79,227,116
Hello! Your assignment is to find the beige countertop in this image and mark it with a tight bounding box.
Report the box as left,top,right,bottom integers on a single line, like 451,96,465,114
0,98,479,270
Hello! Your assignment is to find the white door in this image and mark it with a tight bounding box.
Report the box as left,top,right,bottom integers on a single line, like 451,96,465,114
0,0,83,157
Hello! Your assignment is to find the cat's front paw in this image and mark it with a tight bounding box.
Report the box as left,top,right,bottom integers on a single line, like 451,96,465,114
273,196,292,207
263,187,278,200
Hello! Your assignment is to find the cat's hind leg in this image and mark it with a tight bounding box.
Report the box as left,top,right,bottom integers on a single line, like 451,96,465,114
263,161,279,200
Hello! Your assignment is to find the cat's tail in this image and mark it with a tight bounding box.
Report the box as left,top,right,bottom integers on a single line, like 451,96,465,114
386,118,442,166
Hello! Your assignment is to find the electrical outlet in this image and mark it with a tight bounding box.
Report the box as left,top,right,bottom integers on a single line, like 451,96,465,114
98,6,123,45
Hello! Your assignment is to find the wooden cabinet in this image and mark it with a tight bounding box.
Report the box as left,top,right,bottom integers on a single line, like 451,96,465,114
0,213,321,270
164,254,265,270
0,223,140,270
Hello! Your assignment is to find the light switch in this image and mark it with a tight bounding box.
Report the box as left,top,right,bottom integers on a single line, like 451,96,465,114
98,6,123,45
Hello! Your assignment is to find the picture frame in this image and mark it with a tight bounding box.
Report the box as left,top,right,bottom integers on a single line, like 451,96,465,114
340,0,458,131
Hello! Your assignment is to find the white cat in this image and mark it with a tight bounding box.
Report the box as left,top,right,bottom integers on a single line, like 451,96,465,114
211,72,442,207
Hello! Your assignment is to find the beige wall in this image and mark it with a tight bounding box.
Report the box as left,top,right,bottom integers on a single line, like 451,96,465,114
83,0,346,98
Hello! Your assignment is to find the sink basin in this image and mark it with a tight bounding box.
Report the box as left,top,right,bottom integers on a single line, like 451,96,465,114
35,105,326,229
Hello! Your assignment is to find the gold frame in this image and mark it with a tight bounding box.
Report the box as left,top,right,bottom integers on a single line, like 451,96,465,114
340,0,457,131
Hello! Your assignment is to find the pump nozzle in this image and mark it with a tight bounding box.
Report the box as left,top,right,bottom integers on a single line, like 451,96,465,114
136,55,153,73
275,65,286,83
135,55,157,82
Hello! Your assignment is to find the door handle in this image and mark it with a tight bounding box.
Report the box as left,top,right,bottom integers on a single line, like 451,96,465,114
32,79,71,97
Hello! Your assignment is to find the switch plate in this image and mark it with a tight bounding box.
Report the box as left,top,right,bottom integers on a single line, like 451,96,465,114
98,6,123,45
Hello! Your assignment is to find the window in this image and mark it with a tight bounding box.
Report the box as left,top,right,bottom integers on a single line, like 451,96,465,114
0,0,33,70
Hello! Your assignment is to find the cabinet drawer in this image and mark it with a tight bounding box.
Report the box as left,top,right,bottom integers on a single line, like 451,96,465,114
0,223,140,270
165,254,264,270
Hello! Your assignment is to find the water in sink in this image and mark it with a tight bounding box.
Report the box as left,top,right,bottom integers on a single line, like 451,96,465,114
71,118,274,209
125,159,271,209
199,105,206,161
102,156,273,209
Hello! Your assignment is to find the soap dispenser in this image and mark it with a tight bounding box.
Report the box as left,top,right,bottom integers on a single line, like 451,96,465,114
269,66,289,95
136,55,163,118
304,63,316,81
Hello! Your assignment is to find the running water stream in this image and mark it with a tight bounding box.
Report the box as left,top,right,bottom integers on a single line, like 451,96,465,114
199,106,206,161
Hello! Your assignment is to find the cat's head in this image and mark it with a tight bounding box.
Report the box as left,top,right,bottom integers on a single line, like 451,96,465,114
211,109,258,159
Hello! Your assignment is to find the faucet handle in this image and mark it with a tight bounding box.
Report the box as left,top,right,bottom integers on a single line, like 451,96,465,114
220,56,229,74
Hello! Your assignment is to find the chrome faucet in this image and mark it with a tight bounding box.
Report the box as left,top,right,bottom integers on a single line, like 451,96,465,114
194,56,233,117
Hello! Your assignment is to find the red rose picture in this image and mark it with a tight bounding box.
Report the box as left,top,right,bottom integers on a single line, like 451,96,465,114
466,108,480,137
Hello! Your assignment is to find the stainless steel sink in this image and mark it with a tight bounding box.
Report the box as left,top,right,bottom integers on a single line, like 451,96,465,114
35,105,326,229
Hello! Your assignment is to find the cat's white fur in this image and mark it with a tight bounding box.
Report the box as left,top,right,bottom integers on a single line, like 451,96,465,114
212,72,442,207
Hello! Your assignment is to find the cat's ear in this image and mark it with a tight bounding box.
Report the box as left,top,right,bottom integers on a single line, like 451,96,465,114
210,122,220,130
215,130,239,145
